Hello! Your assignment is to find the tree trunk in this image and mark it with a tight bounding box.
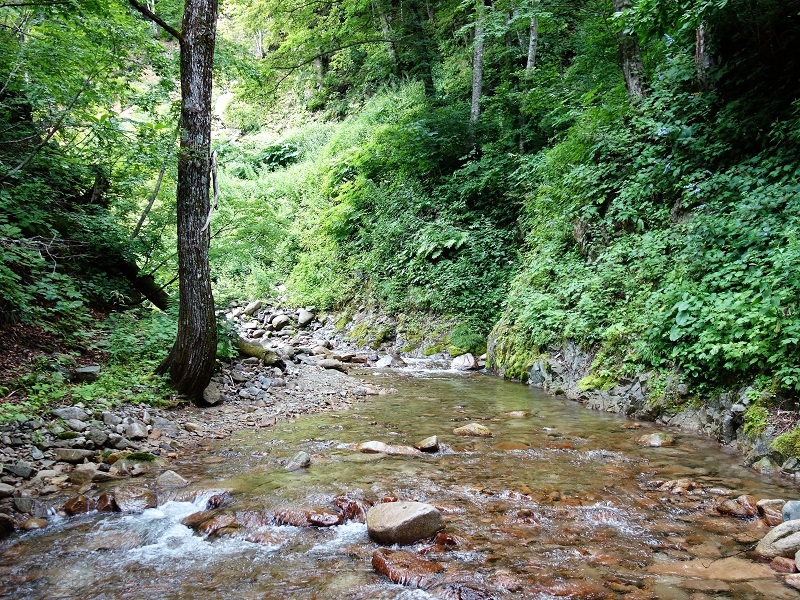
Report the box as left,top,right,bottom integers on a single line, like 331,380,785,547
525,16,538,77
470,1,486,127
253,29,264,59
155,0,218,404
611,0,646,99
695,21,712,90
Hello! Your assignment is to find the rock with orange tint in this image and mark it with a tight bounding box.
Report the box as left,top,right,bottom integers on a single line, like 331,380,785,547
198,513,237,535
64,495,92,515
371,548,443,588
273,508,343,527
333,496,367,522
182,510,216,529
647,556,774,580
113,486,157,513
453,423,492,437
531,578,610,599
491,569,524,592
771,556,798,573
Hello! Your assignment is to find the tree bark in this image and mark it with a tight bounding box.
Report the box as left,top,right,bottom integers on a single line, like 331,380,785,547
525,15,538,77
470,0,486,127
154,0,218,404
695,21,712,90
611,0,646,99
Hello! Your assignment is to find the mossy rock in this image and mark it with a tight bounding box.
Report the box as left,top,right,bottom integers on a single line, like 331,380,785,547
57,431,80,440
577,373,617,392
771,428,800,459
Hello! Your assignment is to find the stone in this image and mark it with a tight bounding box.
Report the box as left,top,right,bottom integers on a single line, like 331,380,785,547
156,470,189,489
14,497,48,518
298,309,314,327
285,451,312,472
243,300,262,316
531,579,610,600
6,461,35,478
647,556,774,581
0,513,15,539
371,548,443,588
273,509,343,528
357,441,422,456
271,314,291,330
451,353,478,371
783,501,800,522
68,463,98,485
65,419,88,432
415,436,439,453
317,358,346,373
54,448,95,463
184,422,203,433
86,427,108,447
771,556,798,573
375,354,407,368
113,486,157,512
763,507,784,527
20,518,48,531
755,519,800,559
72,365,101,382
0,482,15,497
202,382,224,406
64,495,93,515
51,407,90,421
366,501,444,545
752,456,780,474
453,423,492,437
124,421,148,440
636,432,676,447
786,574,800,591
102,412,123,426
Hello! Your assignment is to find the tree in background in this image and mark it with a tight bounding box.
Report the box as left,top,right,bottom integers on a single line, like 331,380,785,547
129,0,218,403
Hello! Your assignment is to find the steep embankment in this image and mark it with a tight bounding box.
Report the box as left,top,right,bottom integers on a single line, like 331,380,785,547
488,6,800,471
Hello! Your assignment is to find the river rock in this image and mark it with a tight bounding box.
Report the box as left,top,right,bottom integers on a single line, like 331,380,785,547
451,353,478,371
415,436,439,453
55,448,95,463
375,354,406,368
298,309,314,327
367,501,444,545
156,470,189,488
285,451,311,471
784,501,800,522
273,509,343,527
65,418,88,432
64,495,93,515
124,421,148,440
271,314,291,330
68,463,99,485
5,461,35,478
531,578,609,600
636,432,675,447
51,406,90,421
0,514,14,539
357,441,422,456
202,382,224,406
372,548,443,588
318,358,346,373
453,423,492,437
20,518,48,531
755,519,800,559
102,412,123,426
771,556,798,573
114,486,157,512
0,482,15,498
243,300,262,316
647,556,774,580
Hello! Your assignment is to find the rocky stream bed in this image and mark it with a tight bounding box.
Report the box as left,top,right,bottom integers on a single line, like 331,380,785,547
2,304,800,598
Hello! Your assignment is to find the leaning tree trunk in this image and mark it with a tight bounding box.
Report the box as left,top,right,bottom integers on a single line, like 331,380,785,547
525,15,538,78
612,0,646,99
469,0,486,143
155,0,218,403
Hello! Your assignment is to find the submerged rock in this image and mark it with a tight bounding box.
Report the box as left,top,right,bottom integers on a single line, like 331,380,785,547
357,441,422,456
372,548,443,588
453,423,492,437
367,501,444,545
114,486,157,513
636,432,675,447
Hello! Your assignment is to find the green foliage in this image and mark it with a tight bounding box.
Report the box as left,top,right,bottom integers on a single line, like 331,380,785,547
743,405,770,439
577,373,617,392
448,324,486,356
771,428,800,460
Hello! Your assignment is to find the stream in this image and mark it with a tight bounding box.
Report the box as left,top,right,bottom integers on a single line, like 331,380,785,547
1,366,798,599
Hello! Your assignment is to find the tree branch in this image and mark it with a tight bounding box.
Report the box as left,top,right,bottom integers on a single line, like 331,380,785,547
128,0,183,45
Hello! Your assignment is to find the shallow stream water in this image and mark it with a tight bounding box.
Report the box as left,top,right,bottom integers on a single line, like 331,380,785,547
1,367,798,599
